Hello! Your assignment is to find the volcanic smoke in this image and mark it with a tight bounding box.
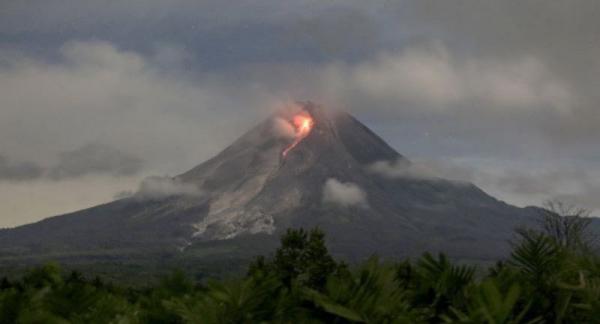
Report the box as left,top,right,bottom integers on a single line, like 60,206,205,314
282,111,314,157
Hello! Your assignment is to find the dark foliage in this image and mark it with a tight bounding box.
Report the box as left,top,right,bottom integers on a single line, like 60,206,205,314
1,217,599,323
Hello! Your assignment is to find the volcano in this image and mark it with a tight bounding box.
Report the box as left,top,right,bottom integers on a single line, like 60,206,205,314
0,102,546,275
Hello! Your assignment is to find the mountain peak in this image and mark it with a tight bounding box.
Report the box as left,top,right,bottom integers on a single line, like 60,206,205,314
272,101,403,164
0,101,543,268
175,101,405,240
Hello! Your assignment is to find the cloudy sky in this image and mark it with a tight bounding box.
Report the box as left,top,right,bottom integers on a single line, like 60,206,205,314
1,1,599,227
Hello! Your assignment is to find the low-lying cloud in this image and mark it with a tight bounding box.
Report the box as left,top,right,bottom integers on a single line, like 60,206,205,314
322,178,368,208
467,164,600,213
367,158,475,182
368,157,600,214
49,143,143,180
0,174,140,228
0,155,44,181
0,143,143,181
132,176,202,200
368,159,438,180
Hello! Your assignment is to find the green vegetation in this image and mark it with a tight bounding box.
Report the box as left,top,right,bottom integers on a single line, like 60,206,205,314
0,211,598,323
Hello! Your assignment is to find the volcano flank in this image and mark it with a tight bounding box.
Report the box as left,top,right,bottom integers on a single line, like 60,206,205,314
0,102,547,276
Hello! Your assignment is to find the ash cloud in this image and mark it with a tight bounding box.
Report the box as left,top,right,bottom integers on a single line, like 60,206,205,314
322,178,368,208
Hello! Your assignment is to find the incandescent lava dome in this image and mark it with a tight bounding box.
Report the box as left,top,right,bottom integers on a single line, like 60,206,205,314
282,110,314,157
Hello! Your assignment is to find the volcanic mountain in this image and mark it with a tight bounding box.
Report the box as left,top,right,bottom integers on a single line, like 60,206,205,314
0,103,550,275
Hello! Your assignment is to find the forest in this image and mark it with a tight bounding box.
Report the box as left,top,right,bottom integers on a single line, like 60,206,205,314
0,207,598,323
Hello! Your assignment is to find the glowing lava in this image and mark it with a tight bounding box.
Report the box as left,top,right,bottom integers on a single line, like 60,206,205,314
282,112,314,157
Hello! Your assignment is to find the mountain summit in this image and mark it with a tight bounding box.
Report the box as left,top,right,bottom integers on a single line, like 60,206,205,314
0,102,540,273
177,103,405,242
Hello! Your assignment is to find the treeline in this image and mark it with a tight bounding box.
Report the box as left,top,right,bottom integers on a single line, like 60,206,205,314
0,207,599,323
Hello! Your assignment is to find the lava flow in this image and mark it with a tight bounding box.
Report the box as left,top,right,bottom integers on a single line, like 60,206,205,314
282,112,314,157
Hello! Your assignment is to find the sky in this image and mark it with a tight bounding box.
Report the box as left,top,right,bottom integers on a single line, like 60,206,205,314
1,0,599,227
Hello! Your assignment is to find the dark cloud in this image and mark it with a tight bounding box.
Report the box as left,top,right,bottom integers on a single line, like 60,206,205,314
478,167,600,212
0,0,599,225
284,9,381,60
367,157,600,213
49,143,143,180
0,41,271,177
0,155,44,181
393,0,600,145
113,190,134,200
0,143,143,182
398,1,600,62
0,1,378,70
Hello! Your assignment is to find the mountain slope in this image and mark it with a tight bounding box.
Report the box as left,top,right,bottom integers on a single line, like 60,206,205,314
0,103,546,270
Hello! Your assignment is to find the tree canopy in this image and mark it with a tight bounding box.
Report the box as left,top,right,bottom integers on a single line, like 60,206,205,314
0,211,598,323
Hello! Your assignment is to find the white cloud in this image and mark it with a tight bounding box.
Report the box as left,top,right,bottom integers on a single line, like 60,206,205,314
322,178,368,207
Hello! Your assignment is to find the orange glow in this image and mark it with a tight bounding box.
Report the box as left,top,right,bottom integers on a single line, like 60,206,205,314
282,112,314,157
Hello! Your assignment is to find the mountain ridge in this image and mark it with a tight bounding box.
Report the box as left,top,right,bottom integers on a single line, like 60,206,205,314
0,102,576,275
